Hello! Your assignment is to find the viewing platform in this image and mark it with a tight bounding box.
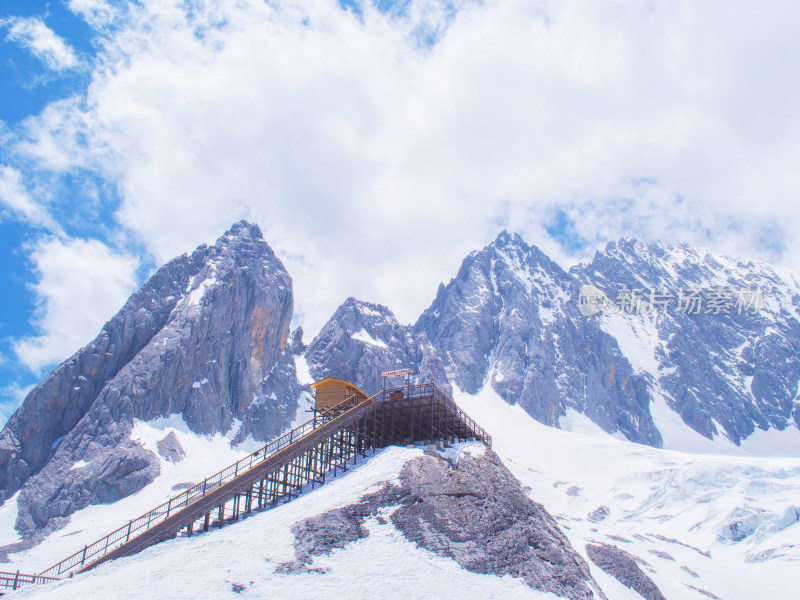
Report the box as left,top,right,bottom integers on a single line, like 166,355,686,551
1,380,491,594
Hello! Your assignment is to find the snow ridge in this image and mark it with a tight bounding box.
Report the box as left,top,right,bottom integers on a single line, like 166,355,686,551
308,233,800,452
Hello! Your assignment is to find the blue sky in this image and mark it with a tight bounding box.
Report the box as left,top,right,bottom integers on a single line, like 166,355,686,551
0,2,93,124
1,1,91,416
1,0,800,424
0,0,135,418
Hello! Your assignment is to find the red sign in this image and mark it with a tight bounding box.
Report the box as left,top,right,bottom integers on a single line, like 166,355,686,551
381,368,412,378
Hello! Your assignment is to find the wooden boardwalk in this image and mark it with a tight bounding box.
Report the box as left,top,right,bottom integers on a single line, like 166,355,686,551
1,383,491,594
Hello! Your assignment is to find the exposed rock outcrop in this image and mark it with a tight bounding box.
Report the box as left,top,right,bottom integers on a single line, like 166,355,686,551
586,543,666,600
291,448,606,600
157,432,186,464
0,221,302,540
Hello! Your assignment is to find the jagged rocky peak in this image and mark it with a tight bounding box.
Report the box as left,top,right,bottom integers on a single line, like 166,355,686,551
413,231,660,446
332,297,401,336
305,297,421,395
0,220,303,541
574,236,800,445
573,237,672,288
416,230,573,396
438,230,569,303
578,236,792,291
303,231,661,446
491,229,565,280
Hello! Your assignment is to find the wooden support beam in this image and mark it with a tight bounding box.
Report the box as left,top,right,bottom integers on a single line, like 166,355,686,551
29,386,491,586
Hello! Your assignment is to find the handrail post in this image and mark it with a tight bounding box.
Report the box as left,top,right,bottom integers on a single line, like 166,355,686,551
12,570,19,590
28,389,404,585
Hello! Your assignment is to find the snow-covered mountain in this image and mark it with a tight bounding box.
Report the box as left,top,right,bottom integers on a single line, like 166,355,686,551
307,232,800,452
573,238,800,446
0,221,303,546
416,232,660,445
8,388,800,600
1,222,799,600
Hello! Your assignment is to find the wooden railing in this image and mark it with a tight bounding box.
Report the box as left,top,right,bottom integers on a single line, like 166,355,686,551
0,570,60,593
37,394,373,580
376,383,492,446
8,381,491,592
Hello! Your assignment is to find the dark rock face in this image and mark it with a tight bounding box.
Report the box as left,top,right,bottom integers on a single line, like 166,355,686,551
307,232,800,447
307,232,661,446
573,238,800,444
585,543,666,600
292,504,370,564
391,450,604,599
588,506,610,522
0,221,302,539
304,298,427,395
291,449,606,600
157,432,186,464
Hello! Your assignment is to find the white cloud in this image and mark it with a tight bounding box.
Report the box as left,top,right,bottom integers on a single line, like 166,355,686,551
68,0,120,28
0,165,63,233
13,237,138,374
0,382,34,422
3,17,79,72
8,0,800,336
15,97,96,172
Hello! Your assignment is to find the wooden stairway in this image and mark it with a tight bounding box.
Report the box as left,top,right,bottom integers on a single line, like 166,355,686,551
0,383,491,593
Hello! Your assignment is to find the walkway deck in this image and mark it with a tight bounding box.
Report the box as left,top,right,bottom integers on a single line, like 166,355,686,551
0,383,490,593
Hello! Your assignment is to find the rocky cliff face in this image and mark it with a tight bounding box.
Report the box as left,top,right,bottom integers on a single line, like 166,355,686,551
306,232,800,448
416,232,659,445
0,221,302,539
289,446,607,600
304,298,421,395
307,232,661,445
572,238,800,444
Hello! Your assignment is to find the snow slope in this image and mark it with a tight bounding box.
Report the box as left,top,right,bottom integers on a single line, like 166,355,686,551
10,446,560,600
0,416,264,574
455,386,800,600
4,387,800,599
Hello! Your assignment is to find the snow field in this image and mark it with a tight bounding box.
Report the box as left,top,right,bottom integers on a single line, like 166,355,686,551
454,385,800,600
10,446,559,600
2,380,799,599
1,415,260,574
